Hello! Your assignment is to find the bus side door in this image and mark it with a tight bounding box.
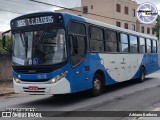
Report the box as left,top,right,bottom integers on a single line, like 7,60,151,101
70,34,89,92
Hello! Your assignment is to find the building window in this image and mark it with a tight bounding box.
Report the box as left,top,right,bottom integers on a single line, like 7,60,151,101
131,24,135,31
116,4,121,12
91,5,93,9
124,6,129,14
132,9,135,17
116,21,121,27
141,26,144,33
83,6,88,14
124,23,128,29
147,28,150,34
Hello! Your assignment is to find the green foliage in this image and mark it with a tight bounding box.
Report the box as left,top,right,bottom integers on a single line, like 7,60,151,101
153,16,160,38
0,36,12,54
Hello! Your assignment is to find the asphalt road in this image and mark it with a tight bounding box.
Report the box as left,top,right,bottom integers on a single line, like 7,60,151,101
1,71,160,120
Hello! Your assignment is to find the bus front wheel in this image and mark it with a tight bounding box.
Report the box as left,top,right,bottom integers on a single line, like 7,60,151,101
91,73,104,97
138,67,145,83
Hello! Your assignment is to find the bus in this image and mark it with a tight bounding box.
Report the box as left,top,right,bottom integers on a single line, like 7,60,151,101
2,12,158,96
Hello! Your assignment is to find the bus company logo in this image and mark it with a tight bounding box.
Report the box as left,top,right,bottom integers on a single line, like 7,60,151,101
137,3,158,24
37,74,47,79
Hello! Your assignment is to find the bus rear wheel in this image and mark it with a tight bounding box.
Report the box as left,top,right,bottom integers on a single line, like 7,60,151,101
91,73,104,97
138,67,145,83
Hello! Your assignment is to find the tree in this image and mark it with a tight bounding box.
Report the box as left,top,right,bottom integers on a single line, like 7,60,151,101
153,15,160,38
0,35,12,54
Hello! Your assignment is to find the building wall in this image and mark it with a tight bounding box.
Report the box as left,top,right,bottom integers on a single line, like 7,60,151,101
0,54,12,81
82,0,114,18
56,0,156,36
113,0,137,30
57,7,82,16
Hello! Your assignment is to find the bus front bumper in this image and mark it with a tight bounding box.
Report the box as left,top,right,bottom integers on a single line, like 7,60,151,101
13,77,71,95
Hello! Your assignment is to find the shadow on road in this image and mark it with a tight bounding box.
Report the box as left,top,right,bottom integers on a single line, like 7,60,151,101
105,78,152,93
22,78,152,107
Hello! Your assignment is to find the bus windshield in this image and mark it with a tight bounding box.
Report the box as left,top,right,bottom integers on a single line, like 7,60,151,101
12,29,67,66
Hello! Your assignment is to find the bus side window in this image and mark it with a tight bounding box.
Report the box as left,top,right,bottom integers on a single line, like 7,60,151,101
90,26,105,52
146,39,151,53
129,35,138,53
139,37,145,53
105,30,118,52
120,33,129,53
68,21,86,67
152,40,157,53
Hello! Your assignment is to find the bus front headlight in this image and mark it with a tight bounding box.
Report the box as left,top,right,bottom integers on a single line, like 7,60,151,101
14,77,20,83
50,71,68,84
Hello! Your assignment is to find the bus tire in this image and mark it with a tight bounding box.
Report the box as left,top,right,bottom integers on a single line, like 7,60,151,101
138,67,145,83
91,73,104,97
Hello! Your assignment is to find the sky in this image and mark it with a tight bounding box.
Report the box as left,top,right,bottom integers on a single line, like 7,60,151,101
0,0,159,31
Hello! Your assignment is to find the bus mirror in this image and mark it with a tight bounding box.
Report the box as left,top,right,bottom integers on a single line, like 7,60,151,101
2,30,11,49
2,35,6,48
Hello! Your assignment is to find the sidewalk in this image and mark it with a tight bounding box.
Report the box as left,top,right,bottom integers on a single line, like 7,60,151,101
0,80,14,96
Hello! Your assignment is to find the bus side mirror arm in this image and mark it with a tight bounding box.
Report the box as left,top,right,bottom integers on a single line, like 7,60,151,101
2,35,6,49
2,30,12,52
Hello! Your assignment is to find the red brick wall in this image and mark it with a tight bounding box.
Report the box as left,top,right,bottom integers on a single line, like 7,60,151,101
0,54,12,81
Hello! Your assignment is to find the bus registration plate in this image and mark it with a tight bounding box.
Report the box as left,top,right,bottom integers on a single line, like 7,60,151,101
29,86,38,90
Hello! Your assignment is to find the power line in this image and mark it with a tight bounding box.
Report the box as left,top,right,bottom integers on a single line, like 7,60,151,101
29,0,74,10
0,8,23,14
0,0,44,12
5,0,51,8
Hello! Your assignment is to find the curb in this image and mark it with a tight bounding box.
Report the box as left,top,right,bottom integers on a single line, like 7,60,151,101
0,92,15,96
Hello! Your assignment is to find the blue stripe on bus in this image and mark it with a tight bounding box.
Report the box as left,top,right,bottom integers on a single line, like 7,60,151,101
13,53,158,93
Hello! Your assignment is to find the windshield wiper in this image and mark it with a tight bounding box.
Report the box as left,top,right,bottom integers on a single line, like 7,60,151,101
20,32,26,47
20,32,28,59
24,34,28,58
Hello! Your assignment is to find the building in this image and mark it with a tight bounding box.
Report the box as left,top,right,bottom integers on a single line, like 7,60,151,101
56,0,156,36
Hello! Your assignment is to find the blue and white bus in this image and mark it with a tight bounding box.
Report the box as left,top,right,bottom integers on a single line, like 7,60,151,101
2,12,158,96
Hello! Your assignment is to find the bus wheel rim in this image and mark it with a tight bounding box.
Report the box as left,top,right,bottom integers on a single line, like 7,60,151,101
141,71,144,80
94,78,101,90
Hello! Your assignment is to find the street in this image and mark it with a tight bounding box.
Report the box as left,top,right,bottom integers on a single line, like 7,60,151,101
0,71,160,120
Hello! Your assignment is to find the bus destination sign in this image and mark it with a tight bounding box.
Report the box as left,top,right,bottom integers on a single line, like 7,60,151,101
16,16,54,27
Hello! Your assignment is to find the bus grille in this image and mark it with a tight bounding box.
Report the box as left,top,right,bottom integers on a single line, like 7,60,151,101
13,68,53,74
13,62,67,74
20,79,50,82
